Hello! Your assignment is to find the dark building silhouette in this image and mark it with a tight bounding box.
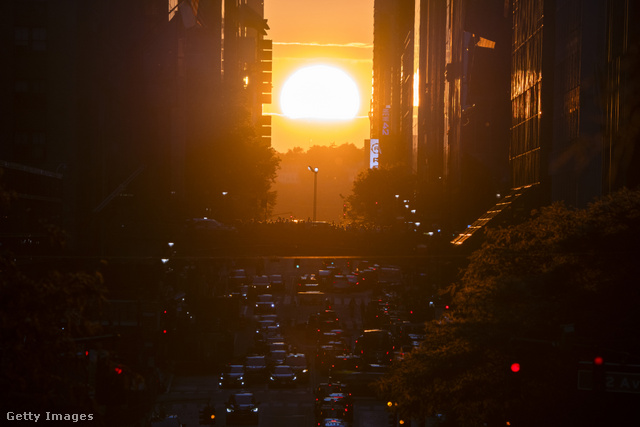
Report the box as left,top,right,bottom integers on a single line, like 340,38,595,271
371,0,511,234
370,0,640,244
1,0,271,256
453,0,640,245
371,0,412,168
223,0,272,145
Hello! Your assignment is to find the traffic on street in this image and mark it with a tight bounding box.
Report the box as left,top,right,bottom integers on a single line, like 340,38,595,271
151,257,431,426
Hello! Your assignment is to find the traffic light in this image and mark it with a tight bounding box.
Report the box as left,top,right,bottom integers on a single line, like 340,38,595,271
199,405,216,425
294,258,300,269
510,362,521,373
593,355,605,392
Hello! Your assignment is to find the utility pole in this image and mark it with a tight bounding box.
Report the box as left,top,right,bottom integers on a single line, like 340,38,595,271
308,165,319,222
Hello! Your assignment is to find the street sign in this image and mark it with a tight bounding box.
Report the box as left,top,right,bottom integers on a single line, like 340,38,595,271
578,370,640,394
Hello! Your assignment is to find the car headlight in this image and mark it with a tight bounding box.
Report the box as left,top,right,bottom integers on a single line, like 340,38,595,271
226,408,232,413
251,407,259,412
269,376,274,381
302,369,308,373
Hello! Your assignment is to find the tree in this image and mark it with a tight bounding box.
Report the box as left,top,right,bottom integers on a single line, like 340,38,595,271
0,176,107,411
376,188,640,426
187,90,280,223
345,165,415,226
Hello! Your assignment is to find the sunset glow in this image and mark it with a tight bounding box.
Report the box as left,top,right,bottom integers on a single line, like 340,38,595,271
280,65,360,120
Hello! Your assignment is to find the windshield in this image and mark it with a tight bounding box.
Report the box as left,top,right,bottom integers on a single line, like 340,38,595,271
246,357,265,367
234,394,254,405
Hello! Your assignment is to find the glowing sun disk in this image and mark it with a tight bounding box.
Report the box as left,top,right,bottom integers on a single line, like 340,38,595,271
281,65,360,120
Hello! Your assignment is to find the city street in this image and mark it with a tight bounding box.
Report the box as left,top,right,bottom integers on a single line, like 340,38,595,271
152,257,392,426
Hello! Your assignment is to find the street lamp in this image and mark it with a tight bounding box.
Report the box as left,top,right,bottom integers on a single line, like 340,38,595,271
307,165,319,222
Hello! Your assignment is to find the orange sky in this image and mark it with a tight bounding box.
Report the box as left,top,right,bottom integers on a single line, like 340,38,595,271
263,0,374,153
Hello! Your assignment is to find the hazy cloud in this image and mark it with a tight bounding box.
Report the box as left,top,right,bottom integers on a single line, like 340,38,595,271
274,41,373,49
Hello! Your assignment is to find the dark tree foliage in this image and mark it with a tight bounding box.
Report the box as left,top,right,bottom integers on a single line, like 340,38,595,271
189,93,280,223
377,188,640,426
345,165,415,226
0,180,107,411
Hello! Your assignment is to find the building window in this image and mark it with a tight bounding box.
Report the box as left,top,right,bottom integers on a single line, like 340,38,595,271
15,27,29,47
14,27,47,51
32,27,47,51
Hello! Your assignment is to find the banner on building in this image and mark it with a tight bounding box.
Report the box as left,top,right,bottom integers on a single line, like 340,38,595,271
370,139,379,169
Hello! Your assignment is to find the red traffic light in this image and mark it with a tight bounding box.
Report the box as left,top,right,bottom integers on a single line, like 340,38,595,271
594,356,604,366
510,363,521,373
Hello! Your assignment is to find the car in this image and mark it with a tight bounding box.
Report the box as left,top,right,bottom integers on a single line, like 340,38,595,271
308,309,341,335
315,382,348,401
317,269,334,288
315,396,352,422
297,290,325,306
256,294,274,304
268,349,287,366
354,329,395,366
225,391,259,425
285,353,310,383
317,331,344,347
316,344,346,374
268,364,297,387
229,269,248,286
254,301,276,317
317,418,351,427
244,355,268,383
346,274,359,288
318,392,353,417
252,275,271,294
297,273,319,291
331,275,350,292
219,364,245,389
256,317,279,332
257,313,280,324
328,354,361,382
268,341,287,353
255,324,283,348
269,274,285,293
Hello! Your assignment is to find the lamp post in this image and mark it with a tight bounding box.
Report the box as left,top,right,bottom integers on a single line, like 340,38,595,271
307,165,319,222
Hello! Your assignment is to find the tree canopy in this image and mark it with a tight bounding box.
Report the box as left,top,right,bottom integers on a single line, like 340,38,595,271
345,165,415,226
0,179,107,411
376,188,640,426
188,94,280,223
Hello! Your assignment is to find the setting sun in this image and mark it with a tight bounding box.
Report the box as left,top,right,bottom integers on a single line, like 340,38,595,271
280,65,360,120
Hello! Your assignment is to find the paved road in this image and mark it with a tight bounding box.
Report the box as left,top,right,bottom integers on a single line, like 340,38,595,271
153,256,390,427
